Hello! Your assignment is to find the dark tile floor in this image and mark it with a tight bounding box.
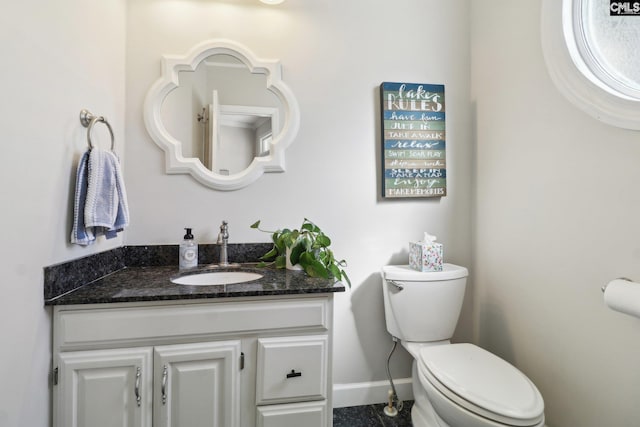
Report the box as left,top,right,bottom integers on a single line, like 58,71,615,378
333,401,413,427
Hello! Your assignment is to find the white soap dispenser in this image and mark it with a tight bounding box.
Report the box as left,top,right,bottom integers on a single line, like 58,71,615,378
179,228,198,270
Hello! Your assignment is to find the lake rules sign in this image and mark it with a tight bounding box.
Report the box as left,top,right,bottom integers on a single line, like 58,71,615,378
380,82,446,198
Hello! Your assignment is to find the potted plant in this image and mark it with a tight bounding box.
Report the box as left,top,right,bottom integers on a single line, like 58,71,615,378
250,218,351,287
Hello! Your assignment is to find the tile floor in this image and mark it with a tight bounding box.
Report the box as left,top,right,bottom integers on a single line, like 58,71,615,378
333,401,413,427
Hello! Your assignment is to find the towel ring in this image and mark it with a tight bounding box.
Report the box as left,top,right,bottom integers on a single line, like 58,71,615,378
79,109,115,150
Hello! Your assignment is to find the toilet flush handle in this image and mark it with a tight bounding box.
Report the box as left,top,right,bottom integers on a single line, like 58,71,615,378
387,280,404,291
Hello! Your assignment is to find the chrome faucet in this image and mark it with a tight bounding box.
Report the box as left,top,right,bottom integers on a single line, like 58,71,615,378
217,220,230,266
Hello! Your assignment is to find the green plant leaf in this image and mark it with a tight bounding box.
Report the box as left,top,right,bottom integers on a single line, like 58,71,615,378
298,251,312,267
278,229,295,248
304,260,330,279
275,255,286,269
289,242,305,265
260,247,279,261
316,234,331,247
273,232,288,251
341,270,352,287
302,218,321,233
298,252,328,278
326,249,335,264
250,218,349,287
328,263,341,278
299,234,313,251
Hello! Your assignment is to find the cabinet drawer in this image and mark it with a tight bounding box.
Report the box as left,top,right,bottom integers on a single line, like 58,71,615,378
256,400,327,427
54,297,329,350
256,335,328,405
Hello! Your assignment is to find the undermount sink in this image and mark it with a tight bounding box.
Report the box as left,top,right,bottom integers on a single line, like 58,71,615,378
171,271,263,286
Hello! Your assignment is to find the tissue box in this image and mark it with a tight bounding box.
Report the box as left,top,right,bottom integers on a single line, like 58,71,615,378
409,241,443,272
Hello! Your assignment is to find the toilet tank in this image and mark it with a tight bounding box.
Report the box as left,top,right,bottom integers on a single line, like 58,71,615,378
381,264,468,342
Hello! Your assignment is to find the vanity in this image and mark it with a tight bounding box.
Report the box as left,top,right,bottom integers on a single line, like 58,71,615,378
45,246,345,427
47,36,337,426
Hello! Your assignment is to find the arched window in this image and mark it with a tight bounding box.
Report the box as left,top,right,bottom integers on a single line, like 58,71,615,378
569,0,640,99
541,0,640,129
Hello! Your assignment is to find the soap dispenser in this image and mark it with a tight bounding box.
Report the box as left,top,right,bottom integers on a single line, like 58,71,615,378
179,228,198,270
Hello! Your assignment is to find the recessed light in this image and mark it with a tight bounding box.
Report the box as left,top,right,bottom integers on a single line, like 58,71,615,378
259,0,285,4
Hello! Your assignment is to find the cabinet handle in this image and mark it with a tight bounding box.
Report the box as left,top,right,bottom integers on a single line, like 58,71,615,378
286,369,302,379
134,367,141,407
161,365,168,405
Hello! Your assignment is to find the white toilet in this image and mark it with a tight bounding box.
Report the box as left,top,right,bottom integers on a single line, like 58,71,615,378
381,264,545,427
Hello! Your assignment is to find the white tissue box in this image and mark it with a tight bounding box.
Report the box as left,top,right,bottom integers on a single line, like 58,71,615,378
409,241,443,272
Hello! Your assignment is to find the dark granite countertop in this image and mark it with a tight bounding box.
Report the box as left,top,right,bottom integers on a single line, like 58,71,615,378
46,264,344,306
44,245,345,306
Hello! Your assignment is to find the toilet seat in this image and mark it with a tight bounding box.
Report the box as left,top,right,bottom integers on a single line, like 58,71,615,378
418,343,545,426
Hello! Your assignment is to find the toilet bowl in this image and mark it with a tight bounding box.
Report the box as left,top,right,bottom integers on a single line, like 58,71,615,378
381,264,545,427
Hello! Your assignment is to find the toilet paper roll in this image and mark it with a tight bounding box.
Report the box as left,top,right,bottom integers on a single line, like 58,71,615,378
603,278,640,319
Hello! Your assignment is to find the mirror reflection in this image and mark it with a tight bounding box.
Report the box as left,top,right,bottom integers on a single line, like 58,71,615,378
161,54,283,175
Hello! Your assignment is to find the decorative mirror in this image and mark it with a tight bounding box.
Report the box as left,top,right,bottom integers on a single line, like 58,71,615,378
144,39,299,190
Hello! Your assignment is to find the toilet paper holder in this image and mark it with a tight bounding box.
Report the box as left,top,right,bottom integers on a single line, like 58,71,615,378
602,277,640,319
601,277,632,293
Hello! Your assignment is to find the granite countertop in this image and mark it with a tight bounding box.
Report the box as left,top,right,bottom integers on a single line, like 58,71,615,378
45,246,345,305
46,264,344,306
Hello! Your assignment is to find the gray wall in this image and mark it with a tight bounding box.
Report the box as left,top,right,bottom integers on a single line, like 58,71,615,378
471,1,640,426
0,1,126,425
18,0,640,425
125,0,473,401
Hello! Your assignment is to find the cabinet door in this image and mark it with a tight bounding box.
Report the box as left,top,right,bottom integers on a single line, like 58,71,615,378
154,341,242,427
55,347,153,427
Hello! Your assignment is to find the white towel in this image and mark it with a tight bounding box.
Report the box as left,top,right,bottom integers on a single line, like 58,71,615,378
71,148,130,245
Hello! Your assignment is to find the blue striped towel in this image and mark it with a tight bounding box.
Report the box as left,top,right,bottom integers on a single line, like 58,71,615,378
71,148,130,245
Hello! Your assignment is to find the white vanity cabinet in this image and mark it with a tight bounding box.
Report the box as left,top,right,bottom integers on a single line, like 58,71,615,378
55,341,240,427
52,295,334,427
255,335,329,426
56,347,153,427
154,341,242,427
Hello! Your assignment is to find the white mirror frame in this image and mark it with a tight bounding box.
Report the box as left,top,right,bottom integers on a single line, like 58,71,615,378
144,39,300,190
541,0,640,130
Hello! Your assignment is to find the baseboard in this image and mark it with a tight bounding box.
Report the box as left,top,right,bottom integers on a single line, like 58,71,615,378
332,377,414,408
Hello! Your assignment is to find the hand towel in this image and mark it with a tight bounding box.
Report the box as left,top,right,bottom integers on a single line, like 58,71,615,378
70,151,92,245
71,148,130,245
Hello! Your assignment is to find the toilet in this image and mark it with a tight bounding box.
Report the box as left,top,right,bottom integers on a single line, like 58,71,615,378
381,264,545,427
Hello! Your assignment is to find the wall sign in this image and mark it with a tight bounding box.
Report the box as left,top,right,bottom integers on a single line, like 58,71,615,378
380,82,446,198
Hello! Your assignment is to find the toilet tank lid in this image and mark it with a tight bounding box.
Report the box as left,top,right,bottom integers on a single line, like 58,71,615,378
382,264,468,281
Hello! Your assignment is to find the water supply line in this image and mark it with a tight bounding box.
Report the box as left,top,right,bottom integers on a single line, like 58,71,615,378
384,336,403,417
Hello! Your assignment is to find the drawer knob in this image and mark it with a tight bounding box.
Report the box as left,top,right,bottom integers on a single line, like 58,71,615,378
286,369,302,379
